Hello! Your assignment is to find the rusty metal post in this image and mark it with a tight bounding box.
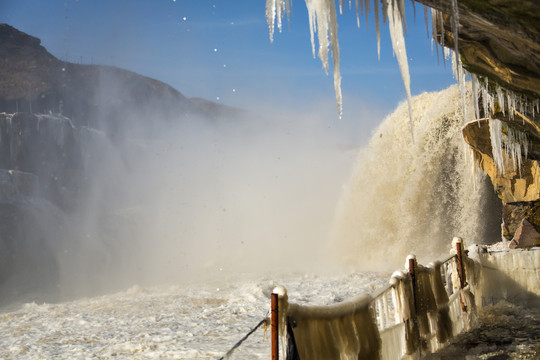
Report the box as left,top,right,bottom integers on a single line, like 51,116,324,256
271,292,279,360
454,237,468,312
407,255,417,311
455,239,466,288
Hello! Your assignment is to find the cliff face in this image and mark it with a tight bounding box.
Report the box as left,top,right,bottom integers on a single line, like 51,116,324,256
0,24,255,303
415,0,540,99
0,24,244,137
414,0,540,245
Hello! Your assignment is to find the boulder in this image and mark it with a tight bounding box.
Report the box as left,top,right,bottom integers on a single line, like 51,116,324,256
509,218,540,248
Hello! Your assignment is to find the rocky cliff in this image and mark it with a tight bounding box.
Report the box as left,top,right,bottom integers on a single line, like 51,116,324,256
0,24,253,304
415,0,540,246
0,24,245,137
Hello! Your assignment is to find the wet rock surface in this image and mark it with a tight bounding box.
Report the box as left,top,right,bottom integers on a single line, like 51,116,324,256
425,300,540,359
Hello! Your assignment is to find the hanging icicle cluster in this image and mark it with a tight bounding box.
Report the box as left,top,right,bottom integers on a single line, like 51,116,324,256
427,2,538,176
265,0,416,134
265,0,539,154
488,119,530,176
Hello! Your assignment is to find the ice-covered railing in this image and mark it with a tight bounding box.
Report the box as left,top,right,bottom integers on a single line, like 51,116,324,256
270,237,476,360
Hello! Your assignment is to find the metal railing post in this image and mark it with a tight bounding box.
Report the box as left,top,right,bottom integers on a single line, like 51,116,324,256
407,255,417,312
454,237,466,288
271,292,279,360
453,237,468,312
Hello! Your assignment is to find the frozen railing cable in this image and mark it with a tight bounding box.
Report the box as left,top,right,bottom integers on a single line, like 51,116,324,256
217,317,269,360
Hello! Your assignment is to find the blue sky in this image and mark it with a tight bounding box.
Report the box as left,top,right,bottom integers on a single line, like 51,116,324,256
1,0,455,132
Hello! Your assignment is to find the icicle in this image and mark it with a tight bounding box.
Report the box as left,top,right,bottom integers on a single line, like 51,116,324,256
471,74,480,119
443,47,451,62
355,0,360,27
496,85,505,116
450,0,459,54
450,51,468,123
363,0,370,29
480,77,493,117
489,119,505,173
374,0,381,59
431,8,440,64
265,0,290,42
398,0,407,34
451,50,458,80
506,91,513,119
439,10,446,67
488,119,529,175
458,60,468,123
424,5,429,39
505,125,528,176
386,0,414,142
304,0,343,117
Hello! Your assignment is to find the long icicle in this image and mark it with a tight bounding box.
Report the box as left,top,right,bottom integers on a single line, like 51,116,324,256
386,0,414,142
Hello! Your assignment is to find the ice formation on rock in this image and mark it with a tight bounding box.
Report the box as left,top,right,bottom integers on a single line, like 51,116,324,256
266,0,538,148
488,118,529,176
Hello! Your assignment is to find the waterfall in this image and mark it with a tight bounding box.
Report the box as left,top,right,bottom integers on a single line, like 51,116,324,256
331,84,502,270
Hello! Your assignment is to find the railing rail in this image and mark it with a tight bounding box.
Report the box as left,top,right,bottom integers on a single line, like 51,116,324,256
271,237,473,360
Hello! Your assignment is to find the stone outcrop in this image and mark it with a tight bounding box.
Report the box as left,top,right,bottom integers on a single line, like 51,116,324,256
0,24,256,305
463,118,540,204
463,117,540,240
415,0,540,244
0,112,82,209
509,218,540,249
415,0,540,100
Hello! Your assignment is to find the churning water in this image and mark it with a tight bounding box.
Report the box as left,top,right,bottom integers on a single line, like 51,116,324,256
1,85,505,359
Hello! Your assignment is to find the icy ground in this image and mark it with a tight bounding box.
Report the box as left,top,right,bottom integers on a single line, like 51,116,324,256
0,271,388,359
426,300,540,360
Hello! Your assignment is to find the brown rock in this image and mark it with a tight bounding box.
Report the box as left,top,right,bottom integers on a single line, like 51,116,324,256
414,0,540,99
510,218,540,248
463,119,540,204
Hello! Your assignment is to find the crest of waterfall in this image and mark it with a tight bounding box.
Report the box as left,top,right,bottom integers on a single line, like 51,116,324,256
331,85,501,270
